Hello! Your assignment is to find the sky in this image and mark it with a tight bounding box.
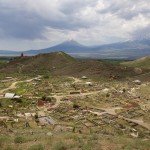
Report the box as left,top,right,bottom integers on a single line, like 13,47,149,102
0,0,150,51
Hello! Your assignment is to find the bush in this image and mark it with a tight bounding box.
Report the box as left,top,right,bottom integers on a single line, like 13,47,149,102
41,96,52,102
52,141,67,150
14,98,22,103
41,96,46,101
122,88,126,93
106,93,110,97
28,144,44,150
14,136,26,144
73,103,80,109
0,137,7,148
4,147,15,150
46,97,52,102
43,75,49,79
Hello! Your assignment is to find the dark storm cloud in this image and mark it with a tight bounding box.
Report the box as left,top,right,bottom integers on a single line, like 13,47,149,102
131,25,150,40
0,0,97,40
0,0,149,42
0,4,47,39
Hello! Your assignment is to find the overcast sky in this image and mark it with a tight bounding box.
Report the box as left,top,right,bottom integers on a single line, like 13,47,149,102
0,0,150,51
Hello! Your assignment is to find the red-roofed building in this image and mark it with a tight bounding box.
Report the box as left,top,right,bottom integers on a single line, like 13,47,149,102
37,100,46,107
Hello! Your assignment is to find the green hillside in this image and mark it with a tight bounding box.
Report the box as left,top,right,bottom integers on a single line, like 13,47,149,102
0,52,139,80
122,56,150,69
0,58,9,68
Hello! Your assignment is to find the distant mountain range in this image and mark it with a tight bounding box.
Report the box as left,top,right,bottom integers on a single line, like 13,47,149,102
0,39,150,60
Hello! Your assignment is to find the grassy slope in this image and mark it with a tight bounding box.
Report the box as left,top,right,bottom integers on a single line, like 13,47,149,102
122,56,150,69
0,130,150,150
0,52,138,80
0,58,9,68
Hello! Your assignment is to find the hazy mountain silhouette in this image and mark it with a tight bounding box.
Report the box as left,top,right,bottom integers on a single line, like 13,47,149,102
0,39,150,59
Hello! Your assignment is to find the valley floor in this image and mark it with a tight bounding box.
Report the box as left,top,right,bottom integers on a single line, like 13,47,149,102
0,74,149,150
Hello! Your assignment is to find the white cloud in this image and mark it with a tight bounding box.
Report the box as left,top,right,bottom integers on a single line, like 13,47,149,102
0,0,149,50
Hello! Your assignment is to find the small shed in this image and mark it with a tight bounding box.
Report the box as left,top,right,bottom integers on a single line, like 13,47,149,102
85,82,93,86
4,93,21,99
81,76,87,79
133,80,141,85
37,100,46,107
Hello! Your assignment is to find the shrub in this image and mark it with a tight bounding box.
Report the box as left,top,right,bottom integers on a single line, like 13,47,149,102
46,97,52,102
14,136,26,144
90,134,98,140
41,96,51,102
41,96,46,101
28,144,44,150
14,98,22,103
52,141,67,150
73,103,79,109
106,93,110,97
43,75,49,79
4,147,15,150
122,88,126,93
0,137,7,148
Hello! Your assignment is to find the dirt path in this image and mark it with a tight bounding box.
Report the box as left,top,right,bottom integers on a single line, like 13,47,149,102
0,81,18,93
120,117,150,130
68,77,82,83
88,107,123,116
100,107,123,115
0,76,42,94
51,90,101,108
51,95,62,108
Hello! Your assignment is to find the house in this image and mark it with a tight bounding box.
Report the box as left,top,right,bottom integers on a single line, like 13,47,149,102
4,93,21,99
37,100,46,107
81,76,87,79
86,82,93,86
24,113,36,119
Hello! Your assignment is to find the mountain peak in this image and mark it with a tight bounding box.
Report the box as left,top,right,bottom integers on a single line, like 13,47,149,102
61,40,84,47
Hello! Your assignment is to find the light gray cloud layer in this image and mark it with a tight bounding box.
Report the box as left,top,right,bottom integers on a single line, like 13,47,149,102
0,0,150,50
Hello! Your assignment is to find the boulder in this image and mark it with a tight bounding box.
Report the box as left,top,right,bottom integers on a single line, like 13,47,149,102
47,132,53,136
133,80,141,85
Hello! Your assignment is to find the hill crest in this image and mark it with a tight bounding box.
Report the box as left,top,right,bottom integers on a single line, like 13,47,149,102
122,56,150,69
0,51,139,80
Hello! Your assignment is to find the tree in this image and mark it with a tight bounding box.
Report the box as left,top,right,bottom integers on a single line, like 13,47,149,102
73,103,80,109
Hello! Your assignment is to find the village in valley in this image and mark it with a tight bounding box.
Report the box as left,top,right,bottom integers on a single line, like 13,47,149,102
0,54,150,150
1,0,150,149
